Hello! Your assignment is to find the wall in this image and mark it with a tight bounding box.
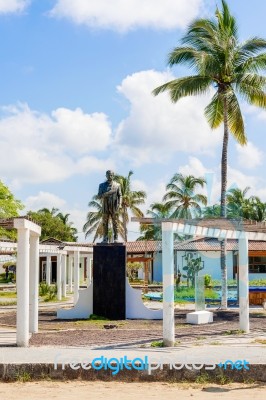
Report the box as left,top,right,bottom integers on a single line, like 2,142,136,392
176,250,235,281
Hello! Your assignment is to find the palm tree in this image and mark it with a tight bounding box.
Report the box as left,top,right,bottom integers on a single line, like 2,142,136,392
248,196,266,222
153,0,266,308
114,171,146,242
39,207,59,216
163,174,207,219
202,204,221,218
226,187,252,218
138,202,172,240
56,212,70,224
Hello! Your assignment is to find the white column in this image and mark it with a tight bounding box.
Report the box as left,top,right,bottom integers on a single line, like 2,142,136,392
162,222,175,347
74,250,80,304
57,253,62,301
29,234,39,333
46,255,51,285
62,254,67,298
16,228,30,347
238,234,249,333
68,255,73,292
87,257,92,285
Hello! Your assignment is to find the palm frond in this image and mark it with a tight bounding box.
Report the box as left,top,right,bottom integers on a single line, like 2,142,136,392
205,92,224,129
153,76,211,102
226,91,247,144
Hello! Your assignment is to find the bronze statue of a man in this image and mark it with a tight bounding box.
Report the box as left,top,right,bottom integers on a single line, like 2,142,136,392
98,170,122,243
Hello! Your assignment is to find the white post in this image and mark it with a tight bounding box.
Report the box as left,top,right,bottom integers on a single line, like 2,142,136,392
74,250,80,304
46,255,51,285
29,234,39,333
57,253,62,301
88,257,92,285
68,255,73,293
238,234,249,333
16,228,30,347
62,254,67,298
162,222,175,347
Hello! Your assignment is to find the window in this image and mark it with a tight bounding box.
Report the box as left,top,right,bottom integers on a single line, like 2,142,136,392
249,256,266,273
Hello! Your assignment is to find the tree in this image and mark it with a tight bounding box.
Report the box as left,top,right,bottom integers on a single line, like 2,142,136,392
153,1,266,308
114,171,146,242
138,202,172,240
226,187,252,218
0,180,24,239
202,204,221,218
163,173,207,219
27,209,77,242
249,197,266,222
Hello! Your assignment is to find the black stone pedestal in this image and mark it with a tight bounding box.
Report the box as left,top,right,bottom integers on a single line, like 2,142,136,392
93,244,126,320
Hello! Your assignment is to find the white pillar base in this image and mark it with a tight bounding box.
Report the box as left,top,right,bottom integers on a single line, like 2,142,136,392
186,310,213,324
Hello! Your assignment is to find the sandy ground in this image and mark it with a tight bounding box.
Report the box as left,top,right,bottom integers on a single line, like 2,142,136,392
0,381,265,400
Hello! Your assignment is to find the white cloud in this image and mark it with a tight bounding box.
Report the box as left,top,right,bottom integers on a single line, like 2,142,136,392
0,103,112,186
25,191,66,211
114,70,222,165
50,0,203,32
236,141,263,169
0,0,29,13
179,156,211,177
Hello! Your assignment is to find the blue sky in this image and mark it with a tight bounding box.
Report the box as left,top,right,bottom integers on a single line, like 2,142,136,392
1,0,266,241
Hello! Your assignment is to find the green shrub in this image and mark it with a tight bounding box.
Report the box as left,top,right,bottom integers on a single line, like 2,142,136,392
204,274,212,288
39,282,50,296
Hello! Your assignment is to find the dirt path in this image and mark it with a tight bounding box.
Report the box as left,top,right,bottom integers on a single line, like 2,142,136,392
0,382,265,400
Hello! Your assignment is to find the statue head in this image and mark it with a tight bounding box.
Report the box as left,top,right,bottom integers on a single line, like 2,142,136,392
106,170,114,182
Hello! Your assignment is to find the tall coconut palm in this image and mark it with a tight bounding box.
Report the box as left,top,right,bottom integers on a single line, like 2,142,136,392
163,174,207,219
153,0,266,308
114,171,146,242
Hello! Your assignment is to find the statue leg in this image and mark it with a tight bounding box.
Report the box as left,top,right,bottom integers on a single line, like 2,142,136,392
112,213,119,242
102,213,109,243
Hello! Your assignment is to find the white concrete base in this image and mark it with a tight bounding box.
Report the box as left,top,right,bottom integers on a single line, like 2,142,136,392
57,283,93,319
57,279,163,320
126,279,162,319
186,310,213,325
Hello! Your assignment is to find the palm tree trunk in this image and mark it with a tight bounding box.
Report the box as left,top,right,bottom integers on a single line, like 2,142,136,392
220,97,229,309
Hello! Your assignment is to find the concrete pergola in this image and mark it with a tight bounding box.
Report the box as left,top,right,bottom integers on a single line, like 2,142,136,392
132,217,266,346
39,241,93,304
0,217,41,347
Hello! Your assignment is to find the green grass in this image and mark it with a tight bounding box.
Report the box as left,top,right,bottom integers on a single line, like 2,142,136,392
0,300,17,306
223,329,245,335
0,291,17,298
15,372,31,382
174,287,219,300
151,340,181,347
254,339,266,345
